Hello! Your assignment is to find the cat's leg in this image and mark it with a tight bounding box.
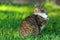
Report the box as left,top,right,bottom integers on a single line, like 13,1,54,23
38,25,45,35
40,25,45,31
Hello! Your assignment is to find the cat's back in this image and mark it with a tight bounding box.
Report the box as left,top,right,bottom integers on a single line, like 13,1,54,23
19,14,39,37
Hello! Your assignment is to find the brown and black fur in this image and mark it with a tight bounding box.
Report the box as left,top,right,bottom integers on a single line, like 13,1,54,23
19,14,47,37
19,6,48,37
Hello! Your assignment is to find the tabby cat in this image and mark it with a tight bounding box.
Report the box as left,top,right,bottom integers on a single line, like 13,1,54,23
19,6,49,37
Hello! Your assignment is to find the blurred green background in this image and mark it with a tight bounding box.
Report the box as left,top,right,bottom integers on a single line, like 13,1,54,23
0,0,60,40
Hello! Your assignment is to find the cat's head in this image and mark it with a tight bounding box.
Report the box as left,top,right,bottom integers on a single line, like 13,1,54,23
34,6,46,13
34,6,49,20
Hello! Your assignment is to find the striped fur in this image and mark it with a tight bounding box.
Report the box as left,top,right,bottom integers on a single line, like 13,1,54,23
19,14,48,37
19,7,48,37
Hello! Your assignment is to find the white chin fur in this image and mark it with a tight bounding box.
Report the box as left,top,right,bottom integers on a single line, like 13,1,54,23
34,13,48,20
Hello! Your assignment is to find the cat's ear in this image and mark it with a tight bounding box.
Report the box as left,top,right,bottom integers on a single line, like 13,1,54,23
34,7,40,13
34,4,40,13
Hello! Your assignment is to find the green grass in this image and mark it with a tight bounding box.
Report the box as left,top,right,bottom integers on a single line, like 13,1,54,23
0,3,60,40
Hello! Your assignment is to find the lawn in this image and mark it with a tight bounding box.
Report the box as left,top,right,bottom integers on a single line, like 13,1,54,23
0,3,60,40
